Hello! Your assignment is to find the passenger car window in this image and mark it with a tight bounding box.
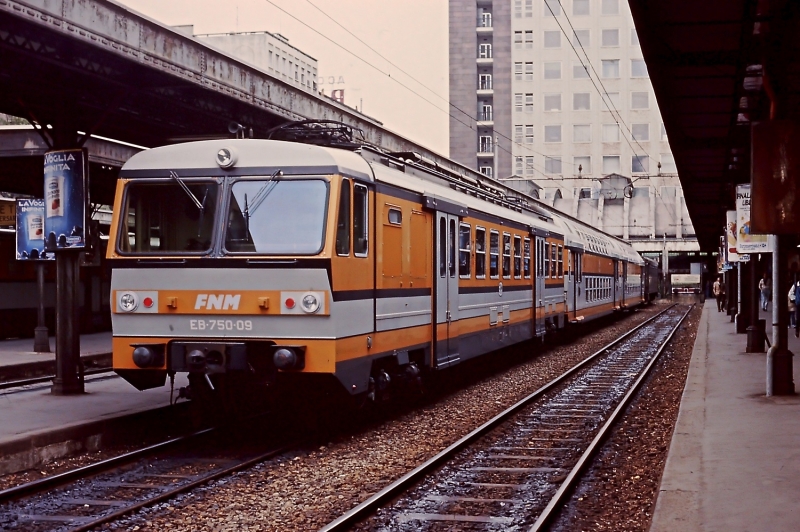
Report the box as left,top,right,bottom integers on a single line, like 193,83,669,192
353,184,368,256
475,227,486,278
335,179,351,256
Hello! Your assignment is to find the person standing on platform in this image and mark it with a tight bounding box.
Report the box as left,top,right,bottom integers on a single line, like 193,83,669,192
759,272,771,311
789,282,797,328
713,276,726,312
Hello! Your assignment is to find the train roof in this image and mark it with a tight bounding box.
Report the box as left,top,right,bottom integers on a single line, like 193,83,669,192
118,139,374,182
118,139,642,264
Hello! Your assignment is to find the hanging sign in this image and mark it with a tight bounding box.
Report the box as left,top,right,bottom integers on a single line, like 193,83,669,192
15,198,53,260
735,184,772,253
43,148,88,251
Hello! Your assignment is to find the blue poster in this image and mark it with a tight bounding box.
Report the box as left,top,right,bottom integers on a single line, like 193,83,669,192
43,148,88,251
15,198,53,260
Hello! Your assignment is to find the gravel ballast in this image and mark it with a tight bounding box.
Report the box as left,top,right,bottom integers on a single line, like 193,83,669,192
98,300,697,531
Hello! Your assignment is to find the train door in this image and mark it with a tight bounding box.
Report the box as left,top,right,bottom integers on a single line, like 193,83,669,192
435,212,460,366
535,236,546,335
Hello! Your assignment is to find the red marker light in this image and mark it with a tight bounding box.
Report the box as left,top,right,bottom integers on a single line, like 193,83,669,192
143,297,154,308
285,297,296,309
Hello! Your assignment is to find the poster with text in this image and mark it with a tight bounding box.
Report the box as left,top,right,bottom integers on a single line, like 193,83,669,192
43,148,88,251
735,184,772,253
15,198,53,260
725,210,738,262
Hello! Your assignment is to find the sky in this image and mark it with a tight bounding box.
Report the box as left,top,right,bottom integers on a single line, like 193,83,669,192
116,0,450,155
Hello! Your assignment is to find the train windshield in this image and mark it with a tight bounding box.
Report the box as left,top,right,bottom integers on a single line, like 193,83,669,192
118,181,218,254
225,178,329,254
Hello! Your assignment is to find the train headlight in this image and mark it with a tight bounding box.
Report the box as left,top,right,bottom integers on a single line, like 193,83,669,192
300,293,320,314
119,292,139,312
273,348,297,369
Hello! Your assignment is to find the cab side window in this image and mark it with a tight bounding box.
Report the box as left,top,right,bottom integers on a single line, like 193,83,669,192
353,184,368,257
335,179,351,256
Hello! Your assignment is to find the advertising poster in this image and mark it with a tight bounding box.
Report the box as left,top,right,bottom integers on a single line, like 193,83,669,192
15,198,53,260
735,184,772,253
0,199,15,228
725,210,738,262
43,148,88,251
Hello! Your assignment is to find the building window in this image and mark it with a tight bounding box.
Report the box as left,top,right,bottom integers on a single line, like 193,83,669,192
661,123,668,141
544,62,561,80
545,157,562,174
602,29,619,47
631,29,640,45
544,0,561,16
479,135,493,153
481,103,493,121
525,62,534,81
515,93,523,113
475,227,486,278
544,93,562,111
632,155,649,173
514,31,523,49
480,166,493,177
459,224,471,278
661,153,677,173
573,29,590,47
574,0,590,15
573,93,591,110
514,63,523,81
479,73,492,89
575,156,592,174
515,125,523,143
525,156,534,174
479,43,492,58
602,59,620,78
525,93,534,112
602,0,619,15
479,11,492,27
574,124,591,142
515,156,523,174
525,30,534,48
525,125,535,143
515,0,522,18
632,123,650,141
545,125,562,143
602,124,620,142
544,31,561,48
573,62,590,79
604,92,621,109
489,230,499,278
631,91,650,109
603,155,621,174
631,59,648,77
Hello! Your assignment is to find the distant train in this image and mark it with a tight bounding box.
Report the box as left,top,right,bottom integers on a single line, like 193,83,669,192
107,134,656,402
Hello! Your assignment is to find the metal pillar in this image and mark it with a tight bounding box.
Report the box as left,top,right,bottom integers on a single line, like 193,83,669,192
51,250,83,394
33,261,50,352
767,235,795,395
747,255,765,352
736,261,748,333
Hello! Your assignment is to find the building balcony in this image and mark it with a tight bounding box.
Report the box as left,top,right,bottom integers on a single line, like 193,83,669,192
477,88,494,96
476,26,493,35
477,120,494,128
476,57,494,66
477,150,494,158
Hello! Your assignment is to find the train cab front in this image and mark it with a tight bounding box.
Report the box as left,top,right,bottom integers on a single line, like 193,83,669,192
105,140,364,396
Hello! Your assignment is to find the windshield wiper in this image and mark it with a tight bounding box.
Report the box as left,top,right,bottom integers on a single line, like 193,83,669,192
170,171,204,212
247,169,283,218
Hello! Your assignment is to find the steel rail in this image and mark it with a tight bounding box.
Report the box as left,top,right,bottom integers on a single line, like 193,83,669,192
529,304,694,531
0,368,114,391
68,441,299,532
0,426,217,503
317,304,678,532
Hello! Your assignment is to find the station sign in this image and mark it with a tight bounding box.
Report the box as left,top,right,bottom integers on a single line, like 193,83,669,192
15,198,53,260
43,148,89,251
725,210,738,262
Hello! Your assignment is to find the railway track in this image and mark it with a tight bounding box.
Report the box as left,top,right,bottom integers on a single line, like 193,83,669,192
0,416,294,532
320,304,692,531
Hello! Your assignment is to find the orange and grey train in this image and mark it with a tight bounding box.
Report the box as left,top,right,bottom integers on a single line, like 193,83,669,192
108,139,647,399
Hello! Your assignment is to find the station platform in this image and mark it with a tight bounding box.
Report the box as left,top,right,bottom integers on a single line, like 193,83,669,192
651,303,800,531
0,331,112,381
0,331,191,474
